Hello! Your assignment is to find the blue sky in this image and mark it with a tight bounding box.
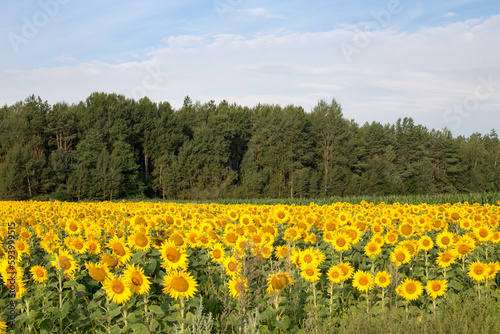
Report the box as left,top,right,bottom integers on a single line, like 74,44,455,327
1,0,499,136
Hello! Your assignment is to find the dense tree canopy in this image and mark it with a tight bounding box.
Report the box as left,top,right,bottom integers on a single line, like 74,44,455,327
0,93,498,200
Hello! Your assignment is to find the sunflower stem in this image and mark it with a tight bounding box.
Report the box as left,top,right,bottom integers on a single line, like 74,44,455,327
312,282,317,309
381,288,385,311
329,281,334,314
425,251,429,279
179,296,185,333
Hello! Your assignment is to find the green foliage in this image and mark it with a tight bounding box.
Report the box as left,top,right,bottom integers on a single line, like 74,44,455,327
0,94,499,200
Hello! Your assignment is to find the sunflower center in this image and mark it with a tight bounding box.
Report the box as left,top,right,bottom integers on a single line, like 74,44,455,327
89,244,97,251
305,269,315,276
70,224,78,231
135,233,149,247
441,253,453,262
331,272,340,279
228,261,237,272
113,244,126,256
171,277,189,292
226,233,237,244
396,253,406,262
75,242,83,249
271,276,286,290
432,283,442,292
213,249,222,259
423,240,430,247
304,255,313,263
401,224,412,236
359,277,368,286
17,243,25,251
36,269,45,277
405,283,416,294
479,229,488,238
441,237,450,245
170,234,184,247
458,245,470,254
59,257,71,270
474,266,484,275
132,275,143,286
379,277,386,283
369,245,377,252
165,247,181,262
89,267,107,281
112,281,125,294
336,239,346,247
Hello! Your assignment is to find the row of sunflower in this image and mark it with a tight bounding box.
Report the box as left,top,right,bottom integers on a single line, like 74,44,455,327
0,200,499,333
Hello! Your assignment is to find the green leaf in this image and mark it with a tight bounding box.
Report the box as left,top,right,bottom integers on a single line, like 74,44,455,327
88,300,99,309
148,305,164,315
145,258,157,275
130,323,150,333
76,284,87,292
64,280,78,288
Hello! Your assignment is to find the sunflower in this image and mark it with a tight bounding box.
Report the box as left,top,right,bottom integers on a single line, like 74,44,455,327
300,263,321,282
100,253,120,270
352,270,374,292
15,240,30,256
159,241,188,271
103,274,132,304
222,230,238,247
436,249,457,269
384,232,399,245
327,265,343,283
399,222,414,238
468,261,488,282
299,248,321,268
390,245,411,266
65,220,82,235
86,239,102,255
474,226,492,243
418,236,434,251
69,236,87,254
330,231,351,252
162,270,198,300
223,256,239,277
338,262,355,281
51,249,78,276
435,231,454,249
454,238,475,259
128,231,151,251
30,265,49,284
107,236,132,264
228,277,248,298
0,320,7,334
209,243,226,264
169,232,185,247
86,262,110,282
345,228,361,245
374,271,391,288
398,278,423,301
5,277,27,299
274,246,291,260
123,263,151,295
364,241,382,257
485,262,500,280
426,279,447,299
266,272,294,293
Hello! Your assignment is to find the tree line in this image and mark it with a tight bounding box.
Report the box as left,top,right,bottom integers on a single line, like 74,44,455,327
0,93,499,201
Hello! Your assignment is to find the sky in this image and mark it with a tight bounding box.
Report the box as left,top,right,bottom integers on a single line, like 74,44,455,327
1,0,499,137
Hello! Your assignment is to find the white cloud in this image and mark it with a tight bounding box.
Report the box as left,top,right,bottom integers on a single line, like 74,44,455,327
443,12,457,18
1,14,499,136
237,7,278,19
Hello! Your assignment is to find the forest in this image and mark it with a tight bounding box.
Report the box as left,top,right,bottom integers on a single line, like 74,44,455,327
0,93,499,201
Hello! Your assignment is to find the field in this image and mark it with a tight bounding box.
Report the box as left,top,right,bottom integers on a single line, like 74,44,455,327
1,194,500,333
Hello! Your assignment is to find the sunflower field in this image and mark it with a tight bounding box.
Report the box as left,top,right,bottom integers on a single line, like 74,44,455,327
1,200,500,333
